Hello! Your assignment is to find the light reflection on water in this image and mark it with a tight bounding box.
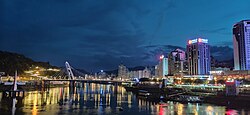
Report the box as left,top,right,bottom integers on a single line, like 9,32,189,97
0,83,249,115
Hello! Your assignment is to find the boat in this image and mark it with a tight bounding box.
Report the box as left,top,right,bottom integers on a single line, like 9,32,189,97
168,95,204,103
138,90,151,97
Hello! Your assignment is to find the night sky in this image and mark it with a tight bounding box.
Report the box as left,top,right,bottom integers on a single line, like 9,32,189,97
0,0,250,72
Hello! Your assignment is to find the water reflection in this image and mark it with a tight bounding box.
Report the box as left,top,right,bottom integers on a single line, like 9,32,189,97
0,83,249,115
0,94,25,115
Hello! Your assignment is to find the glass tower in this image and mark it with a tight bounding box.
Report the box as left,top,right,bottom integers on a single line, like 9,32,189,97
186,38,210,75
233,20,250,70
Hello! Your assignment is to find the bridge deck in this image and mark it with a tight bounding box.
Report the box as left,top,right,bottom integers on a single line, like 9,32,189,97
43,79,133,83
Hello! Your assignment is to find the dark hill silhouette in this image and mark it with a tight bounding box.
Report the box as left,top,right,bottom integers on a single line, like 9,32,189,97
0,51,57,75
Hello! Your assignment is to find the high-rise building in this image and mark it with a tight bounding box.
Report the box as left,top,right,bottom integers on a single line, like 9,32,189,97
168,49,188,76
157,55,168,78
233,20,250,70
155,65,159,77
142,67,151,78
128,67,152,79
118,64,127,79
187,38,210,75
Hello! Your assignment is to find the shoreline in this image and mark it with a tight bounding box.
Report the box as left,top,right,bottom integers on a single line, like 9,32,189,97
124,85,250,110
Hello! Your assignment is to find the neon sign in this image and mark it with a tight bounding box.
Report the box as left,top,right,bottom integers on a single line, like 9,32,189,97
188,38,208,44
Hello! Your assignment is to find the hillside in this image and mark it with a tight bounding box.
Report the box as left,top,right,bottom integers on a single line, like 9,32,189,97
0,51,57,75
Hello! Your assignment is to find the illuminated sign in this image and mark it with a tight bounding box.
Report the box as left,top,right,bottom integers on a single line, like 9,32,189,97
188,39,198,44
198,38,208,43
188,38,208,44
209,71,223,74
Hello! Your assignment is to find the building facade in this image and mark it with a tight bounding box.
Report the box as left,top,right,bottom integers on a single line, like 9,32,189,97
97,70,107,79
157,55,168,78
118,64,128,79
129,67,151,79
168,49,188,76
233,20,250,70
142,67,151,78
187,38,211,75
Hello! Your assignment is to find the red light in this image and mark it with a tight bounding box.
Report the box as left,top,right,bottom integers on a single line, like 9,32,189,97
226,110,238,115
160,55,164,60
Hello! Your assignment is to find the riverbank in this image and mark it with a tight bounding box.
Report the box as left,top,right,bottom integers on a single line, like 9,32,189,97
124,85,250,109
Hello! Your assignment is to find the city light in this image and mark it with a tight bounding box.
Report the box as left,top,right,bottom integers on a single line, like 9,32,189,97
188,40,192,44
198,38,202,42
1,2,250,114
188,38,208,44
160,55,164,60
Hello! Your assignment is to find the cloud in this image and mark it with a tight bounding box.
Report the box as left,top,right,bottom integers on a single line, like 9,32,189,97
143,45,233,63
200,27,230,35
0,0,242,72
0,0,156,71
215,41,233,47
142,45,185,63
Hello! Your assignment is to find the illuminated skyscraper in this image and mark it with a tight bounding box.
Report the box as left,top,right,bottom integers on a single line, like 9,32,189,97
233,20,250,70
168,49,188,76
187,38,210,75
157,55,168,78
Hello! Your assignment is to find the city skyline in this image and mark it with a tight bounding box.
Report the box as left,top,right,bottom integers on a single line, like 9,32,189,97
1,1,250,115
1,0,250,71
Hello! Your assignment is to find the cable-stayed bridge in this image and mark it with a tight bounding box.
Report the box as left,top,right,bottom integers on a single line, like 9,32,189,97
42,62,132,86
48,61,87,80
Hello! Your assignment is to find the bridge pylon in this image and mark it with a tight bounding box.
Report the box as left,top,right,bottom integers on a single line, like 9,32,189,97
65,61,75,80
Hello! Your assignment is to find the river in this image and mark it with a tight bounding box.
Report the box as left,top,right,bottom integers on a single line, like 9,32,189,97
0,83,249,115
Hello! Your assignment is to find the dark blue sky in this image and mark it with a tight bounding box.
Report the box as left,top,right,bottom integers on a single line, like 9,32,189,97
0,0,250,71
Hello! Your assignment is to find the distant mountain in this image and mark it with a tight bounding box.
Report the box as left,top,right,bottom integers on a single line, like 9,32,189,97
0,51,57,75
211,56,234,69
128,66,146,71
104,69,118,75
210,46,233,61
